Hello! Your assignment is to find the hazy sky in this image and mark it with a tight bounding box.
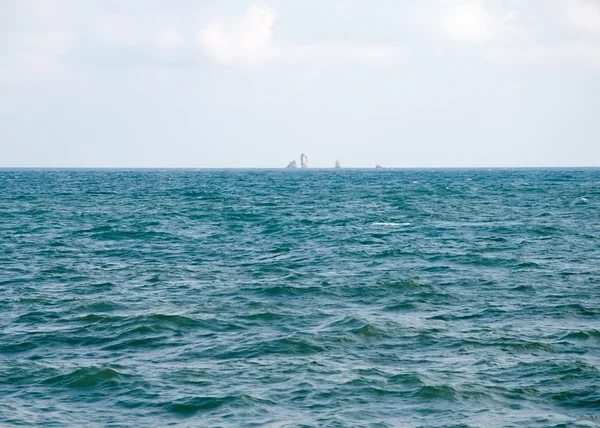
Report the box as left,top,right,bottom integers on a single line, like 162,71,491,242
1,0,599,168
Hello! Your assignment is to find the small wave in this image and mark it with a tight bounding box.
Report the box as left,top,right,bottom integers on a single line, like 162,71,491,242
15,310,61,324
349,324,388,340
571,196,590,206
555,303,599,318
164,396,238,415
74,301,121,313
516,261,542,269
414,384,458,400
256,284,325,297
102,335,170,351
509,284,535,292
42,367,131,388
427,308,499,321
225,336,326,359
324,315,368,330
383,301,417,311
242,311,286,321
0,340,38,353
372,222,411,227
549,389,600,408
40,266,75,275
560,329,600,341
387,372,426,387
129,313,202,331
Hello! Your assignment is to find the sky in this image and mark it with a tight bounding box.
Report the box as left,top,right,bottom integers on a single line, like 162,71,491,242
1,0,599,168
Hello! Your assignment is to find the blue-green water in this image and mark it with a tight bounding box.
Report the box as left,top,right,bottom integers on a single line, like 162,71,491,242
1,169,599,427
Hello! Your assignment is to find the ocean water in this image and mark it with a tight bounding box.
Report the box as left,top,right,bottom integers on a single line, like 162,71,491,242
1,169,599,427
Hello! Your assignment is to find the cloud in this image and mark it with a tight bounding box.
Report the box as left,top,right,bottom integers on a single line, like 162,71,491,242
434,0,600,67
440,1,527,44
157,27,184,49
197,6,277,66
5,0,75,30
0,0,77,81
1,30,75,78
95,16,143,46
566,0,600,34
443,1,490,43
490,43,600,67
286,43,405,67
197,5,404,68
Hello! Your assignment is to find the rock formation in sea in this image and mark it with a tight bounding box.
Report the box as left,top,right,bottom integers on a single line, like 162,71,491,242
335,159,342,169
300,153,309,168
286,160,298,168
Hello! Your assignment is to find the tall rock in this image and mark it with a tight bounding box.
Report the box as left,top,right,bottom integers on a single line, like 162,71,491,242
300,153,309,168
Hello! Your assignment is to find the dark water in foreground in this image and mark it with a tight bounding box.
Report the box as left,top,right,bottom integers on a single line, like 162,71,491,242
1,169,599,427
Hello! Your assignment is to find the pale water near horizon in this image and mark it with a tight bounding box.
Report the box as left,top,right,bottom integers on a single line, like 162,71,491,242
1,169,599,427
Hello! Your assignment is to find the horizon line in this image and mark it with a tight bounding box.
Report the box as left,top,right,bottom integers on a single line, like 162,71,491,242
1,166,600,170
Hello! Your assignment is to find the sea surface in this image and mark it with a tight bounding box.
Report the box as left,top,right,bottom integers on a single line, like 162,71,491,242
1,168,599,427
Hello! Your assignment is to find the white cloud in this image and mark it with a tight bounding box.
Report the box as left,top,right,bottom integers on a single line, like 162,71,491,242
2,31,75,78
440,1,527,44
566,0,600,34
435,0,600,67
7,0,75,29
443,1,490,43
95,16,143,46
504,80,521,94
287,43,405,67
197,6,277,66
157,27,184,49
197,5,404,68
489,43,600,67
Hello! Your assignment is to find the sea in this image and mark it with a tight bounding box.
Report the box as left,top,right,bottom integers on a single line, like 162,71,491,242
0,168,599,427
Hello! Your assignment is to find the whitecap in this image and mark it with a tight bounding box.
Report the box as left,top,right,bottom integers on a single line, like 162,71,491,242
373,222,411,227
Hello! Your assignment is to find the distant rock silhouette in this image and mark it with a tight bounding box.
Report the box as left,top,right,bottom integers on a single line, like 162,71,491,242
286,160,298,168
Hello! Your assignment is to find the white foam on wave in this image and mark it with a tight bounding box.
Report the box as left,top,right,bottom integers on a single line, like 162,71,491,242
373,222,411,227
